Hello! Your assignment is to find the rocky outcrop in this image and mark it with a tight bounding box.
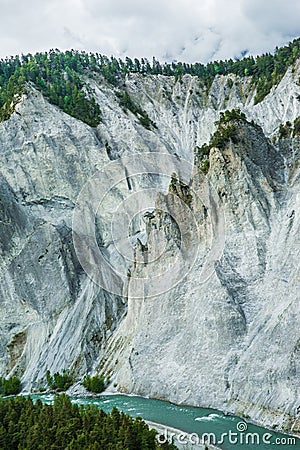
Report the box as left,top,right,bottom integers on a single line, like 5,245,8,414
103,119,300,433
0,61,300,434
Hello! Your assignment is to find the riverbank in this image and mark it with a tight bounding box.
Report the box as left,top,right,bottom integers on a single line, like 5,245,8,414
24,392,299,449
96,384,300,439
23,385,300,444
74,385,300,441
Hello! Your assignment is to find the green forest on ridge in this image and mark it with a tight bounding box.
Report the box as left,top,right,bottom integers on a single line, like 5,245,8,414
0,38,299,126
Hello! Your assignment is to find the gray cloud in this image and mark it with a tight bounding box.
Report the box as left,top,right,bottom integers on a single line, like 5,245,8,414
0,0,299,62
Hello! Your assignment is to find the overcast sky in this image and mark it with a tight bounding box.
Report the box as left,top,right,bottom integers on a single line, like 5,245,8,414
0,0,299,63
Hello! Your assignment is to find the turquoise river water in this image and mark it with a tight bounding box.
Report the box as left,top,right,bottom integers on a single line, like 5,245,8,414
30,393,300,450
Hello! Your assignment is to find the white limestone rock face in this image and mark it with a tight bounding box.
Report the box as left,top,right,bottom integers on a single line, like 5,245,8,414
0,64,299,433
102,121,300,433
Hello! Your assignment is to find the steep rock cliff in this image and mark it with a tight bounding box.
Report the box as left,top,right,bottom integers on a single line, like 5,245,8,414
0,60,300,433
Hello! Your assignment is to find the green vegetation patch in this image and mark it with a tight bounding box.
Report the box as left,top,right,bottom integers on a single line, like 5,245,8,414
293,116,300,136
169,173,193,206
0,376,21,396
1,39,299,123
82,374,109,394
0,394,176,449
278,121,292,139
116,90,157,130
194,108,259,173
0,50,101,125
278,117,300,138
46,370,74,392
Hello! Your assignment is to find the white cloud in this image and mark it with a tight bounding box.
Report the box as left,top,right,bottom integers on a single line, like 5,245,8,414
0,0,299,62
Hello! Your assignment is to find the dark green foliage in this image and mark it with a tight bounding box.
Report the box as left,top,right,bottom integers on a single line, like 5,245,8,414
199,159,210,174
46,370,73,392
0,72,26,121
82,374,107,393
210,123,238,150
293,116,300,136
46,370,53,389
226,78,234,89
217,108,247,124
194,108,259,173
209,108,249,150
213,108,258,148
116,90,157,130
139,114,157,130
0,50,101,125
194,144,211,174
0,394,176,449
278,121,292,138
252,41,300,104
1,39,299,125
196,143,210,156
278,118,300,138
0,376,21,396
116,90,138,112
169,173,193,206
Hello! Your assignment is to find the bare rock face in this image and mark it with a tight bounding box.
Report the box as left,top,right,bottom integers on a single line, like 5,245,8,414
0,63,300,433
105,122,299,433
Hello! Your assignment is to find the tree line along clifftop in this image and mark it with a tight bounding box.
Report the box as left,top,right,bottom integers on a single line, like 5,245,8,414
0,38,299,125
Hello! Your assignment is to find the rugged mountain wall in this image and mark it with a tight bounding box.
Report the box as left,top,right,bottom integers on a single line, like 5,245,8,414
0,61,300,433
